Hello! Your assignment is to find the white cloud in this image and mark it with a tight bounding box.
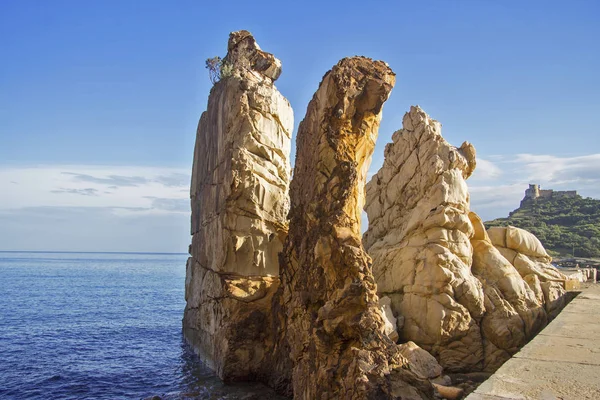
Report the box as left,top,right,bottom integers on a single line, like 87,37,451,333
0,165,190,212
3,153,599,251
514,153,600,186
469,184,525,221
0,165,191,252
469,153,600,221
470,158,502,181
51,187,101,196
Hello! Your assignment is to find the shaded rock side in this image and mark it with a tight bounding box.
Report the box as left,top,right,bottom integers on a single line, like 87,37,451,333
364,106,485,372
183,30,292,381
469,212,548,371
278,58,434,399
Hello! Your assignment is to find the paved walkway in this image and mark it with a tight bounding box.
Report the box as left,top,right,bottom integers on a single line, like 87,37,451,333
467,284,600,400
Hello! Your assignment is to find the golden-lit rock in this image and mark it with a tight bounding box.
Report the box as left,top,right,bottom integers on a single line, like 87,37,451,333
364,106,485,372
469,213,548,371
364,106,569,373
279,58,434,399
183,30,292,381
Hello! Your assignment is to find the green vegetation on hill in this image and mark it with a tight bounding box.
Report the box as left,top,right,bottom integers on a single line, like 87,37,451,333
485,194,600,258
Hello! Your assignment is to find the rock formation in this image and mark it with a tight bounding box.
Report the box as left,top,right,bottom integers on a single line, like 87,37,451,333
279,58,433,399
486,225,568,319
363,106,569,373
469,214,548,371
364,106,486,371
183,30,292,381
487,226,566,283
185,31,574,399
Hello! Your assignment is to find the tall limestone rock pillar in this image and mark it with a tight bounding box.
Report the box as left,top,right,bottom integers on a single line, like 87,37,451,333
279,58,433,399
183,31,292,381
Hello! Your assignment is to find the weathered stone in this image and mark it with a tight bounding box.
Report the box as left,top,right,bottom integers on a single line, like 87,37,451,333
523,273,545,304
183,31,576,397
226,30,282,81
380,295,400,342
364,106,569,374
487,226,549,261
399,341,444,380
487,226,566,283
430,375,452,386
183,30,292,382
432,383,464,400
485,226,569,321
279,58,433,399
469,212,547,371
541,280,567,319
364,106,485,372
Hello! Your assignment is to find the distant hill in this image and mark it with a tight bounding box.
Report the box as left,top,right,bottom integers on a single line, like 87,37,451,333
485,184,600,258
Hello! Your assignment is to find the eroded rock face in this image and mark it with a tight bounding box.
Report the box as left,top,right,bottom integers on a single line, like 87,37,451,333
364,106,569,373
487,226,567,283
279,58,433,399
469,213,548,371
364,106,485,371
183,30,292,381
486,225,568,320
184,31,571,395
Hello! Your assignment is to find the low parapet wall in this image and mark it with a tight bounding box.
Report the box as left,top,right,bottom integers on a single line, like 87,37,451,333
466,284,600,399
562,267,597,282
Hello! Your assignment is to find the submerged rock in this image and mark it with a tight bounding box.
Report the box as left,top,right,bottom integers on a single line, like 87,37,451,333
183,30,292,381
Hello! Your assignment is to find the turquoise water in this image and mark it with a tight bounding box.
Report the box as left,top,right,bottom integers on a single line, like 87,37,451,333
0,252,282,399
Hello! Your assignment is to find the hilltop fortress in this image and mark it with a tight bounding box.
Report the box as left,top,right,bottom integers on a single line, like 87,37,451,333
521,184,577,206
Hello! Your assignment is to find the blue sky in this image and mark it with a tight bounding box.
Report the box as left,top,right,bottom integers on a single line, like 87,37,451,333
1,0,599,252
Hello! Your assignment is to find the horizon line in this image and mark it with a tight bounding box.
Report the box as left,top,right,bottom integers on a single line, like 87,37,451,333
0,250,188,255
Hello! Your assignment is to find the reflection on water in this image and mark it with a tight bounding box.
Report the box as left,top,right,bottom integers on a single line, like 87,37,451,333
160,339,286,400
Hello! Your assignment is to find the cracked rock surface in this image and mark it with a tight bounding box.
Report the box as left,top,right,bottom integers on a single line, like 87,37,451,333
183,30,292,382
278,58,434,399
470,213,549,371
486,225,568,320
364,106,569,373
364,106,486,372
183,31,571,398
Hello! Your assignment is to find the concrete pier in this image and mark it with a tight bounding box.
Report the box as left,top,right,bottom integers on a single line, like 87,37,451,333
467,284,600,400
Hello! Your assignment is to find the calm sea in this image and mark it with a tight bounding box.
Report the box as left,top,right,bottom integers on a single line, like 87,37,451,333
0,252,283,400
